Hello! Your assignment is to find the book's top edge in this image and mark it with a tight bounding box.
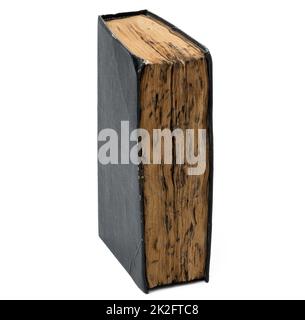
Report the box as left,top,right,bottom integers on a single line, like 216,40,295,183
100,9,148,21
99,10,210,58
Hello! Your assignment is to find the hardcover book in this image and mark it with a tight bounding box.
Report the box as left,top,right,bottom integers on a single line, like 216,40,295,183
98,10,213,292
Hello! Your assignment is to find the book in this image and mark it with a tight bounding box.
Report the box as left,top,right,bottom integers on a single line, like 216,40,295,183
98,10,213,292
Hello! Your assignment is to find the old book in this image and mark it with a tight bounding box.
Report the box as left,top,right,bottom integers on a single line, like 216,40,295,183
98,10,213,292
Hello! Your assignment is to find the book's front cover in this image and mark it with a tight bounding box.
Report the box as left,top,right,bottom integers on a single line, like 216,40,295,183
98,15,148,292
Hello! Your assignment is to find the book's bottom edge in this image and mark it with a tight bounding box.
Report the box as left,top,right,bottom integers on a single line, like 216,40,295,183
148,276,209,292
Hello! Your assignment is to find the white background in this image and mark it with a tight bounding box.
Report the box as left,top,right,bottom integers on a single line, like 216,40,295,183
0,0,304,300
